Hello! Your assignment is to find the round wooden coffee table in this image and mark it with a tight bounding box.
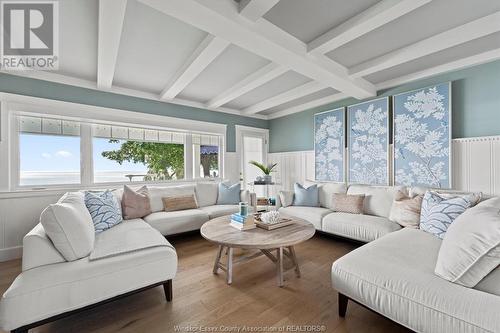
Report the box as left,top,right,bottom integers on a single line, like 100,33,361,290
200,215,315,287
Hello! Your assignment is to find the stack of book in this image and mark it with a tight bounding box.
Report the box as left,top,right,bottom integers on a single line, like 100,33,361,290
230,213,256,231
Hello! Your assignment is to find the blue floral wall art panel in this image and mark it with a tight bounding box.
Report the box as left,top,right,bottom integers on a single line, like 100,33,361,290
347,97,389,185
314,108,345,182
393,82,451,188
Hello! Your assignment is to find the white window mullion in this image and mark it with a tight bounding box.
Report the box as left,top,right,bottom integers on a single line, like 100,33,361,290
185,134,193,180
81,123,93,186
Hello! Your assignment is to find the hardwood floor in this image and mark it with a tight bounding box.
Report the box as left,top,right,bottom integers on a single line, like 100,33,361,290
0,233,411,333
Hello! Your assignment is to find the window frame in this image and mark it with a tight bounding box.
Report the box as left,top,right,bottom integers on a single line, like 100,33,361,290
3,96,226,192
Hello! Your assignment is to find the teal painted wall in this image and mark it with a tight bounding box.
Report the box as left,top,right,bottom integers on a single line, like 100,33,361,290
0,73,268,152
270,60,500,153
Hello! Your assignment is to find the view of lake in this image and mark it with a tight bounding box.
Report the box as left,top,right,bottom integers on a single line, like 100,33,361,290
20,171,146,186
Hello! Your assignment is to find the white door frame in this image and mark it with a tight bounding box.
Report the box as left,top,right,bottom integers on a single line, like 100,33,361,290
235,125,269,187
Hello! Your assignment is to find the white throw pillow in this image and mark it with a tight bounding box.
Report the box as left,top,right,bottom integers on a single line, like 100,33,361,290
41,192,95,261
435,197,500,287
195,182,218,207
279,190,294,207
147,185,196,212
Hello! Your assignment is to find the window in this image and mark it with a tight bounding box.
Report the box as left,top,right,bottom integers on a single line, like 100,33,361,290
93,138,184,183
192,134,220,178
20,134,81,186
18,116,81,186
13,113,222,189
92,124,186,183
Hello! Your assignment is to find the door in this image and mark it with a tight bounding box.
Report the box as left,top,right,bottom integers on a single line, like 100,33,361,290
236,126,268,197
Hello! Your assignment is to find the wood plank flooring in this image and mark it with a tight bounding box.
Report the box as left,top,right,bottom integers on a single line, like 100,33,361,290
0,233,411,333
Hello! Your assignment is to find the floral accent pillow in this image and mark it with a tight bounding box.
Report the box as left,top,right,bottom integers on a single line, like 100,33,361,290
419,191,473,239
84,191,123,233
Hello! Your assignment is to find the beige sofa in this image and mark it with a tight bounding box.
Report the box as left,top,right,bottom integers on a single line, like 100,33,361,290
277,183,404,242
0,181,251,333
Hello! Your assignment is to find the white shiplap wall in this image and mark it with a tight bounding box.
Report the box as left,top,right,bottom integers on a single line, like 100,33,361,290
269,136,500,197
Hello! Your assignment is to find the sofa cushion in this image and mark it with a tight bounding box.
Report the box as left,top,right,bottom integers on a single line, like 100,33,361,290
410,187,483,206
279,190,294,208
200,205,240,219
121,185,151,220
22,224,65,271
278,206,331,230
90,219,172,260
322,212,401,242
195,182,218,207
347,184,406,218
0,243,177,331
84,191,123,233
318,183,347,209
147,185,196,212
143,209,209,235
388,191,423,228
420,191,473,239
475,267,500,296
40,192,95,261
217,183,241,205
331,228,500,333
293,183,319,207
332,193,365,214
435,199,500,287
162,194,198,212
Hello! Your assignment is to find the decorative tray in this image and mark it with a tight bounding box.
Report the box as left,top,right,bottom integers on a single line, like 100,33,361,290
255,218,293,230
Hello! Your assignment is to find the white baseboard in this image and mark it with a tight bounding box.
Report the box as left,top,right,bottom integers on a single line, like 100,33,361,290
0,246,22,262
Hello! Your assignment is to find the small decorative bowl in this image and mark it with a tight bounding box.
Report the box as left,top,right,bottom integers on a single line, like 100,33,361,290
261,211,280,224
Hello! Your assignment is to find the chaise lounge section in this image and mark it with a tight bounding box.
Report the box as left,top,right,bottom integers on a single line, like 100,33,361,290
332,228,500,333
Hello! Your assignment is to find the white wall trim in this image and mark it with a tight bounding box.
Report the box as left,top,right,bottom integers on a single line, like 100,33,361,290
0,246,22,262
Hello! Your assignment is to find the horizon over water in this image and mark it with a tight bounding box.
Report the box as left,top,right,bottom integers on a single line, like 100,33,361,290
20,171,145,186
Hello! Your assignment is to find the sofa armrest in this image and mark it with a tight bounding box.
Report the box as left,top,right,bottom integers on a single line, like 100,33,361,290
22,223,65,271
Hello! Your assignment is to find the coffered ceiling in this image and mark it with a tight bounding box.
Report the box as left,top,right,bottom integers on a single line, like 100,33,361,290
5,0,500,119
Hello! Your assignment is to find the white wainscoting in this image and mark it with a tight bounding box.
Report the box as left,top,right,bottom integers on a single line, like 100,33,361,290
269,136,500,197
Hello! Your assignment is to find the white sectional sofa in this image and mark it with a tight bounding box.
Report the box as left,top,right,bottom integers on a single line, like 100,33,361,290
0,181,251,333
332,228,500,333
133,182,252,236
277,183,403,242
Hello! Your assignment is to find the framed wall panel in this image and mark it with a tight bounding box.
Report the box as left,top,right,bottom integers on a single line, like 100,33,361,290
314,107,345,182
347,97,389,185
393,82,451,188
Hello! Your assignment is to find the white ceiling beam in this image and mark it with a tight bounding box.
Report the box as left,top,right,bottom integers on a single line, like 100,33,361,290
267,48,500,119
0,69,269,119
350,11,500,77
376,48,500,90
308,0,432,54
238,0,280,22
207,62,286,108
267,93,347,119
97,0,128,90
243,81,325,115
161,35,230,100
138,0,376,100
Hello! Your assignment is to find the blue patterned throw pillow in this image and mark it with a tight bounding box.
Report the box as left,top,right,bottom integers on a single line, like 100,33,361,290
293,183,319,207
419,191,472,239
84,191,123,233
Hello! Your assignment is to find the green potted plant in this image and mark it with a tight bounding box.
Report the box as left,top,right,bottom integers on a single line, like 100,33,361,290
249,161,277,184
